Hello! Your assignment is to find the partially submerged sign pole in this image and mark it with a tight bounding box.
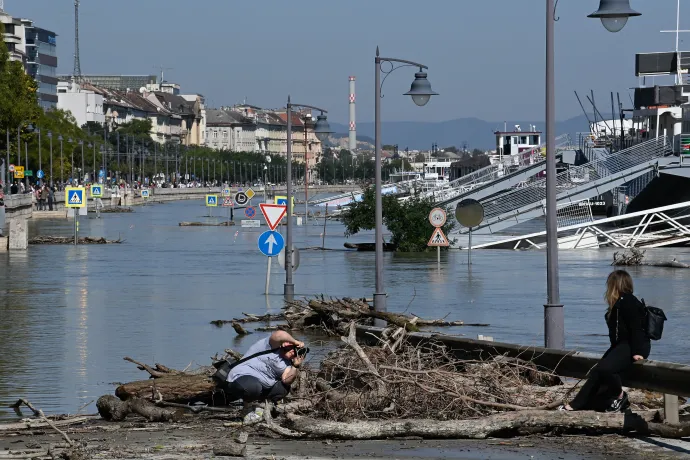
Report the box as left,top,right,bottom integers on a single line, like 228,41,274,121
65,187,85,245
259,203,287,296
428,208,448,268
455,199,485,265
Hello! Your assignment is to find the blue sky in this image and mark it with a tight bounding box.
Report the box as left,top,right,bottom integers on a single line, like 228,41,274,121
9,1,685,124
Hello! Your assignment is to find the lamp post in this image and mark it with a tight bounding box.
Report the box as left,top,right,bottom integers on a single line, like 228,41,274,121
58,135,64,186
81,139,85,184
284,96,332,300
47,132,53,187
17,122,34,190
538,0,641,349
373,47,437,313
5,129,9,194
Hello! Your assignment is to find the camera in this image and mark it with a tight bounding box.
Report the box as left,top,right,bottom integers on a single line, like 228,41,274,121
296,346,310,358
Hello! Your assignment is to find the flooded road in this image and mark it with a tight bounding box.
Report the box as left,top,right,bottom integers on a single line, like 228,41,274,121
1,200,688,418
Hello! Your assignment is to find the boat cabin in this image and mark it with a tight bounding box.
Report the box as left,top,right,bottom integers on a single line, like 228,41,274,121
495,126,541,158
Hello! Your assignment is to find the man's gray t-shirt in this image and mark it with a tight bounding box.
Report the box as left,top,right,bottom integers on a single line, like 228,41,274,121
227,337,290,389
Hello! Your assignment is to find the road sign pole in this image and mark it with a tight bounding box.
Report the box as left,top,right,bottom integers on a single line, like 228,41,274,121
437,245,440,268
74,211,78,245
265,257,272,295
468,227,472,266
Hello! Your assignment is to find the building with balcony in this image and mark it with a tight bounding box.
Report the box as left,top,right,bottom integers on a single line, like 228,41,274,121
0,10,58,109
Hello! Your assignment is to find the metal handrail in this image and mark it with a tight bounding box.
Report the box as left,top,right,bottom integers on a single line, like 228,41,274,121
480,136,673,224
442,134,572,193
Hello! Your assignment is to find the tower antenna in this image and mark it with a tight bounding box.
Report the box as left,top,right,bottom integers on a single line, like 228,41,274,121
73,0,82,80
153,65,174,84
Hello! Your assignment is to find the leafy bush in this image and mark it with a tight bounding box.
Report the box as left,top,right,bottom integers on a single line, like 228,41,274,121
342,187,456,252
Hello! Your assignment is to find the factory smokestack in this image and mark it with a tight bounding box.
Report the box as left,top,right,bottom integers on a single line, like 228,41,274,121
348,76,356,151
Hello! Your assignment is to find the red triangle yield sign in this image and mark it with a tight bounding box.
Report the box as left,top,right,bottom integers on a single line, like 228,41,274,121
260,203,287,231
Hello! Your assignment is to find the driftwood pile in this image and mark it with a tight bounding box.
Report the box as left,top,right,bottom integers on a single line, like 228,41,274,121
179,221,235,227
98,206,133,213
90,321,690,443
612,248,690,268
211,297,488,336
29,236,122,245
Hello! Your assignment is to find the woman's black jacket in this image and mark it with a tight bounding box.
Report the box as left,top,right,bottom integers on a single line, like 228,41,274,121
605,294,651,358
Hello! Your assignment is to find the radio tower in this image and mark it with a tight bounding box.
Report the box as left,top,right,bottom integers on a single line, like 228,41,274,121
73,0,82,80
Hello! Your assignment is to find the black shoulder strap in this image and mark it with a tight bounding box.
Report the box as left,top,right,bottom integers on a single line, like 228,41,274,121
214,345,288,371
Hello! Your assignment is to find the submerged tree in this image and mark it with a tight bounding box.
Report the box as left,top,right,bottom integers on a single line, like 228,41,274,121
342,187,456,252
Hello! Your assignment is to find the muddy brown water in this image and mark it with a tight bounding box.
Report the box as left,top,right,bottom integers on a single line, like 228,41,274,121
1,200,689,420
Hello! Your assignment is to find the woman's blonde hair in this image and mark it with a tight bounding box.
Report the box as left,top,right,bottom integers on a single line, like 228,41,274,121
605,270,634,312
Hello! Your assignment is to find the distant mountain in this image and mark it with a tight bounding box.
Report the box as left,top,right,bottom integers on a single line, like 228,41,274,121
331,115,591,150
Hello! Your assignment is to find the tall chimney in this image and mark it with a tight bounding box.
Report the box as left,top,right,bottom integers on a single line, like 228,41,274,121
348,76,356,151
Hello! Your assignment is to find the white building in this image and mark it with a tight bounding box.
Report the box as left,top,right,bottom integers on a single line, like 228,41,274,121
57,81,105,127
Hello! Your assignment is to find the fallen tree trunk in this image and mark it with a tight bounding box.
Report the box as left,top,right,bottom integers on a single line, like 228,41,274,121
179,221,235,227
212,442,246,457
115,374,217,403
96,395,182,422
287,410,690,440
29,236,122,244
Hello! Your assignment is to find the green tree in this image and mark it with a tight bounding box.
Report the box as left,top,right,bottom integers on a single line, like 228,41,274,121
342,187,456,252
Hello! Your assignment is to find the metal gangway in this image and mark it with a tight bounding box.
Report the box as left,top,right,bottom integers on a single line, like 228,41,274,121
425,135,573,206
452,136,676,236
470,200,690,250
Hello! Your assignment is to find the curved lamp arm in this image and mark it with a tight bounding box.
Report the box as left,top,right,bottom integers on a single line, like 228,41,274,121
287,98,328,114
376,47,429,97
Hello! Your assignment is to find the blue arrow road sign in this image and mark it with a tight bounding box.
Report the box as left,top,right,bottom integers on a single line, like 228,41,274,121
36,170,44,179
258,230,284,257
99,169,105,178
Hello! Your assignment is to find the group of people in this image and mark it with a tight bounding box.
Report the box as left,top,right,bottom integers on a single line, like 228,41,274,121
223,270,652,424
31,183,56,211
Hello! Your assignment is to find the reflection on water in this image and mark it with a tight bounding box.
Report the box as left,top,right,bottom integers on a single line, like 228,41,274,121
1,200,689,419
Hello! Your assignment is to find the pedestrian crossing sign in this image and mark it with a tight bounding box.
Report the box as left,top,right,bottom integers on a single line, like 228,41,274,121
141,189,150,198
91,185,103,197
427,227,449,247
65,187,85,208
206,194,218,207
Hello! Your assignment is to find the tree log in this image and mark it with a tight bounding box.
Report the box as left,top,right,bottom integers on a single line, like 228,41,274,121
286,410,690,440
96,395,181,422
212,442,246,457
115,375,217,404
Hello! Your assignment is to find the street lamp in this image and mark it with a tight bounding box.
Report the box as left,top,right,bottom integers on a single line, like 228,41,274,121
58,135,64,185
284,96,332,300
587,0,640,33
373,47,437,313
540,0,641,349
47,131,53,187
17,122,33,190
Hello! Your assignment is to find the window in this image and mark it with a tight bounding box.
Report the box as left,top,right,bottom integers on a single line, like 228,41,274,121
213,131,218,139
520,136,528,144
223,131,228,139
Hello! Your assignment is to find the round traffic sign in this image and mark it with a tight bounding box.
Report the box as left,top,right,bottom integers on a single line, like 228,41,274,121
8,164,14,172
455,199,485,228
278,245,300,272
429,208,447,227
245,206,256,218
235,191,248,206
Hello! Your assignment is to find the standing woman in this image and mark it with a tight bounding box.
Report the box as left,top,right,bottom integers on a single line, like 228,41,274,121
560,270,651,412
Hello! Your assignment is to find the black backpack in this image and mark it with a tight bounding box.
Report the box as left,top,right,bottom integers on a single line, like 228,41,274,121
641,299,667,341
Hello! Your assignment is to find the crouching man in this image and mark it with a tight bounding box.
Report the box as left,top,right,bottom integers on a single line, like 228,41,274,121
226,330,305,423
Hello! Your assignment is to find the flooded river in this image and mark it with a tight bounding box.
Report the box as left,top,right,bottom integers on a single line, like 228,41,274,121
1,200,688,419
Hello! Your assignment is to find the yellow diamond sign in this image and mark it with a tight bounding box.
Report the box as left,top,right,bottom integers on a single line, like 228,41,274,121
245,188,255,200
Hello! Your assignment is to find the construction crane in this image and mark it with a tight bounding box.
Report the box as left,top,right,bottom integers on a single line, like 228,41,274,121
73,0,81,80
